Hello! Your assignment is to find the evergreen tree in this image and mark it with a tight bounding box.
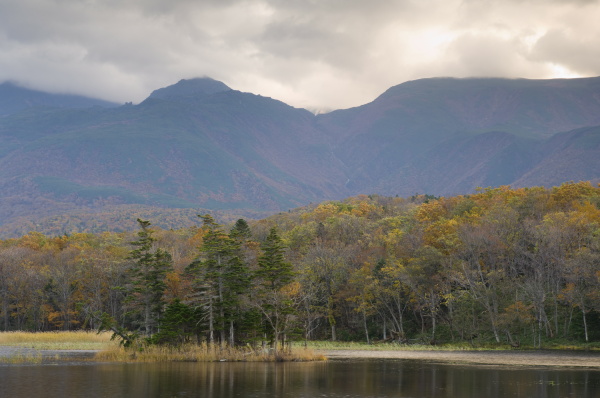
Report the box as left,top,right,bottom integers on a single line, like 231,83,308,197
257,228,294,289
151,299,200,346
230,219,252,240
186,214,250,346
255,227,296,355
125,219,173,336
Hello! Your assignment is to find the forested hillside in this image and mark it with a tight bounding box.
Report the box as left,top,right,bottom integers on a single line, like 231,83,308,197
1,182,598,348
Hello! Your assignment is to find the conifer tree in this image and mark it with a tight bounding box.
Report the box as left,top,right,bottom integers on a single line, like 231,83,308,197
187,214,250,346
255,227,296,354
125,219,173,337
257,228,294,289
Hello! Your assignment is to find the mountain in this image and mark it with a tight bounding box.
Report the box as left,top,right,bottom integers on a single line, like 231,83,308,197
0,76,599,236
0,78,348,231
0,81,119,116
316,77,600,195
513,125,600,187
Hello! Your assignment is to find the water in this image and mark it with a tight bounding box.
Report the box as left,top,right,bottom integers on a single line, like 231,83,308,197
1,359,600,397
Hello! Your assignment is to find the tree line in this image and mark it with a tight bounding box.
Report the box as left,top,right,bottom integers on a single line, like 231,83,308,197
0,181,599,349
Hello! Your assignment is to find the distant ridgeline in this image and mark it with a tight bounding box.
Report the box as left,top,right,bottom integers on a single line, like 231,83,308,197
0,183,599,348
0,76,599,236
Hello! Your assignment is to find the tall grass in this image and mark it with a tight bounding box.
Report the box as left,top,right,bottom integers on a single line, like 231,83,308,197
302,340,516,351
0,331,116,350
0,352,43,365
0,331,324,362
95,343,326,363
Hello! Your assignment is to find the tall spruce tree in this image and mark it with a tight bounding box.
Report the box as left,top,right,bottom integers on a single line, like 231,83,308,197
255,227,296,355
125,219,173,337
257,228,294,289
187,214,250,346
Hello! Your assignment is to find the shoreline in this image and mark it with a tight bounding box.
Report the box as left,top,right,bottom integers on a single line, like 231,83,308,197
319,349,600,368
4,344,600,368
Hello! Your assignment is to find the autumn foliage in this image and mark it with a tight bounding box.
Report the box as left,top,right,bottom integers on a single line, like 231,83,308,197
1,182,599,348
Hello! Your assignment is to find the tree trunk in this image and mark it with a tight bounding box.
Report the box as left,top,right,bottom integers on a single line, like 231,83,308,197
208,298,214,345
363,311,370,344
2,294,8,331
145,300,151,336
431,311,436,343
328,296,336,341
489,315,501,343
582,305,589,343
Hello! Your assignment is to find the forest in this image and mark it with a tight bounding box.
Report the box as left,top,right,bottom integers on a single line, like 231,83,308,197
0,181,599,350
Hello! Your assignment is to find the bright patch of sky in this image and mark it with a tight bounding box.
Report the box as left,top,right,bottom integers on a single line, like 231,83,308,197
1,0,598,110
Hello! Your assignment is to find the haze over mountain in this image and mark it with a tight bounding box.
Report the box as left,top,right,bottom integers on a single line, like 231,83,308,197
0,82,119,116
0,76,599,236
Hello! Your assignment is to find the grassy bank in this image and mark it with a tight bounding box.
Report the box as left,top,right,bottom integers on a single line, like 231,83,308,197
96,343,326,363
0,331,325,362
302,341,516,351
0,331,116,350
3,331,597,364
302,340,600,352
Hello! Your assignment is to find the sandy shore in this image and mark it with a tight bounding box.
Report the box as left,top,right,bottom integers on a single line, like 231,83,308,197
319,349,600,368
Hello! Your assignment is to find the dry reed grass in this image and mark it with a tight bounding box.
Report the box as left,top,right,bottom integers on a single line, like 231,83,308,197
0,331,116,350
95,343,326,363
0,351,43,364
302,340,514,351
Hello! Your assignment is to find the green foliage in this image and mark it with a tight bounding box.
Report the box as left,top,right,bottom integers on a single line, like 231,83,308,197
96,311,139,348
125,219,173,336
256,228,294,289
186,214,251,345
150,299,200,346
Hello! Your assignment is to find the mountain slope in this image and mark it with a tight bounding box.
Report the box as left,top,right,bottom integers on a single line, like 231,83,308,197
0,76,599,236
513,125,600,187
0,82,119,116
0,78,348,226
317,77,600,195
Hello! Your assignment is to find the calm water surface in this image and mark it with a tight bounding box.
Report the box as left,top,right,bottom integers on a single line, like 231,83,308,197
1,358,600,398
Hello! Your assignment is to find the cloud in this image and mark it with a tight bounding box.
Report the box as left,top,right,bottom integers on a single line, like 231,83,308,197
0,0,599,110
531,29,600,75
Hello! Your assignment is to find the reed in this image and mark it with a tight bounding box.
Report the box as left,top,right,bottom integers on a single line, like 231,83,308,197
0,352,43,365
302,340,515,351
0,331,115,350
95,343,326,363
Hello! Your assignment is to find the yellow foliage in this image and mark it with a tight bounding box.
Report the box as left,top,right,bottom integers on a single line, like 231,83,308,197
550,181,598,210
423,218,460,251
306,203,338,221
351,201,377,217
415,200,446,223
281,280,301,296
499,301,535,327
573,201,600,224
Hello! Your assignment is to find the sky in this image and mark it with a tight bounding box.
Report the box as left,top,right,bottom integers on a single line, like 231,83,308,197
1,0,599,111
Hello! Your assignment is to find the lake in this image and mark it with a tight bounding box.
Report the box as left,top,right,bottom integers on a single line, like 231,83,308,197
1,357,600,397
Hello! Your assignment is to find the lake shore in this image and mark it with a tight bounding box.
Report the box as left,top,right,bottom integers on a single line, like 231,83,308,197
319,349,600,368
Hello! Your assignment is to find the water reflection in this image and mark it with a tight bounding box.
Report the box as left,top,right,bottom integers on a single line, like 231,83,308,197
1,359,599,397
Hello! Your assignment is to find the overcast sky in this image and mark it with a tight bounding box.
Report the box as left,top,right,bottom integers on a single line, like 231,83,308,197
1,0,599,110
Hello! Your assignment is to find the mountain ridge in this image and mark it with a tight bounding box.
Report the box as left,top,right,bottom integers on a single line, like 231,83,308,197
0,81,120,116
0,76,599,236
